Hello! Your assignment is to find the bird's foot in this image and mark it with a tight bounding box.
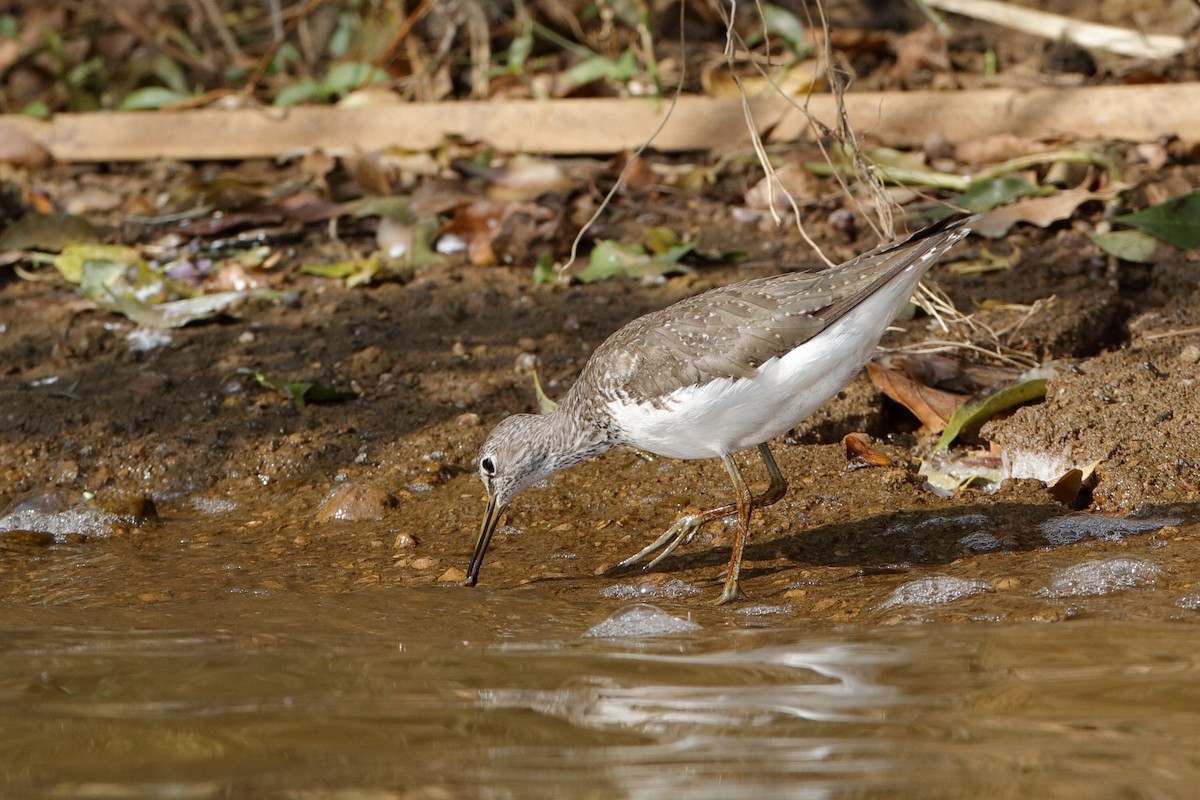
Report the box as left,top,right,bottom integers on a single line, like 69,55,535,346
616,512,715,569
714,578,747,605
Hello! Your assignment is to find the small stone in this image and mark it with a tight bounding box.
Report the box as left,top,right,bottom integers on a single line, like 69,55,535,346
393,532,418,549
100,493,158,520
127,370,172,399
0,529,55,547
437,566,468,583
410,556,437,570
315,484,398,522
348,345,392,381
455,412,481,427
1031,606,1068,623
1179,345,1200,364
514,352,540,375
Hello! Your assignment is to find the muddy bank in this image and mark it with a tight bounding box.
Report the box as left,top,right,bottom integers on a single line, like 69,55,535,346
2,206,1198,619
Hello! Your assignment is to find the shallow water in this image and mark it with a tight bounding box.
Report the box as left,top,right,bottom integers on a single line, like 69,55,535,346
2,588,1198,799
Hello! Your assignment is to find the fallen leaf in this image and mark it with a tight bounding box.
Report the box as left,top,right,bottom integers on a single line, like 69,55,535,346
934,378,1048,452
103,289,283,328
0,213,99,251
955,134,1055,164
973,186,1125,238
843,434,893,470
229,368,357,409
1088,229,1158,264
0,123,49,168
866,361,964,433
1114,189,1200,249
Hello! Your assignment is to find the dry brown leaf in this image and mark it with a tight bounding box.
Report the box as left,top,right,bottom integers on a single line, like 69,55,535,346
955,134,1056,165
0,124,49,168
890,25,949,85
974,185,1125,238
866,361,965,433
745,162,821,211
441,200,555,267
843,434,894,470
485,154,578,202
700,62,821,98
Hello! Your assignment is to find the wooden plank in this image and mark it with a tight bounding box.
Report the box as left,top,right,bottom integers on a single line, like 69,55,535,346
1,83,1196,162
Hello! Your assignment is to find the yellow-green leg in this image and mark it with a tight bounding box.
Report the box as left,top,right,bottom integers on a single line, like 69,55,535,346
617,443,788,572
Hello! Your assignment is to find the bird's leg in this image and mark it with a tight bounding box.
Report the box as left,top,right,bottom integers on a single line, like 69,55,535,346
716,453,753,605
616,444,788,571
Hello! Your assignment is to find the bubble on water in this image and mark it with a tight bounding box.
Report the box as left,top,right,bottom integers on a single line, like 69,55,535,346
191,497,237,514
959,532,1002,553
1039,515,1180,547
583,604,702,638
880,577,992,609
1177,593,1200,611
601,579,703,600
1040,558,1162,598
736,604,792,617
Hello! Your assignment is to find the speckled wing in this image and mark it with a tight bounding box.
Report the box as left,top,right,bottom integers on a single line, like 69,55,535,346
583,219,968,406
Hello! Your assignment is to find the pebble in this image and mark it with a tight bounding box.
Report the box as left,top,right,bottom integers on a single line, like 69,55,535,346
0,529,55,547
410,557,438,570
437,566,467,582
1179,345,1200,365
315,484,398,522
100,493,158,520
393,532,418,549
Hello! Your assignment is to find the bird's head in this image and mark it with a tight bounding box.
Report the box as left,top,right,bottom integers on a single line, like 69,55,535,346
465,413,557,586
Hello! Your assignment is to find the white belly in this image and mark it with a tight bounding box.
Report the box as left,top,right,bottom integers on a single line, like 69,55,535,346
606,269,922,459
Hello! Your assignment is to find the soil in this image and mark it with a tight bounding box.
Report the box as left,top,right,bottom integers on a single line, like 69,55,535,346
1,0,1198,623
1,165,1198,622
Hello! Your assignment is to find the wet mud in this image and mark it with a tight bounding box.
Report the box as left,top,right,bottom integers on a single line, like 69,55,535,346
2,198,1199,624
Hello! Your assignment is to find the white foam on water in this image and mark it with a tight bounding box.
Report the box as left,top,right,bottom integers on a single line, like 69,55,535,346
582,604,702,638
601,578,703,600
880,576,992,609
1040,558,1162,598
1039,516,1180,547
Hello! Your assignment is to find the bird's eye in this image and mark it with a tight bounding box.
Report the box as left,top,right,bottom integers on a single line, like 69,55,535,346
480,457,496,476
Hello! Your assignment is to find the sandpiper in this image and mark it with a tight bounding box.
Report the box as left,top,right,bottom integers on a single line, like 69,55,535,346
467,217,972,603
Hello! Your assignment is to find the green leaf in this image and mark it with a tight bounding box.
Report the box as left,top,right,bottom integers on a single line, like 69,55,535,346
508,25,533,71
935,378,1048,452
760,5,808,56
53,244,143,285
102,290,284,329
533,253,558,285
576,239,694,283
0,213,98,251
323,62,388,96
274,78,323,107
230,368,357,409
150,53,189,93
328,11,356,59
300,258,381,287
20,100,49,119
954,176,1049,214
1114,190,1200,249
118,87,194,111
563,49,637,88
1088,229,1159,264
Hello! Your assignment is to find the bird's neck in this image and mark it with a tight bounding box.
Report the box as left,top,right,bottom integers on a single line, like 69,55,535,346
539,398,615,476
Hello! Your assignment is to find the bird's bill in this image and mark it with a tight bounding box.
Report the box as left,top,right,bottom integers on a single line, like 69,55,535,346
466,495,504,586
